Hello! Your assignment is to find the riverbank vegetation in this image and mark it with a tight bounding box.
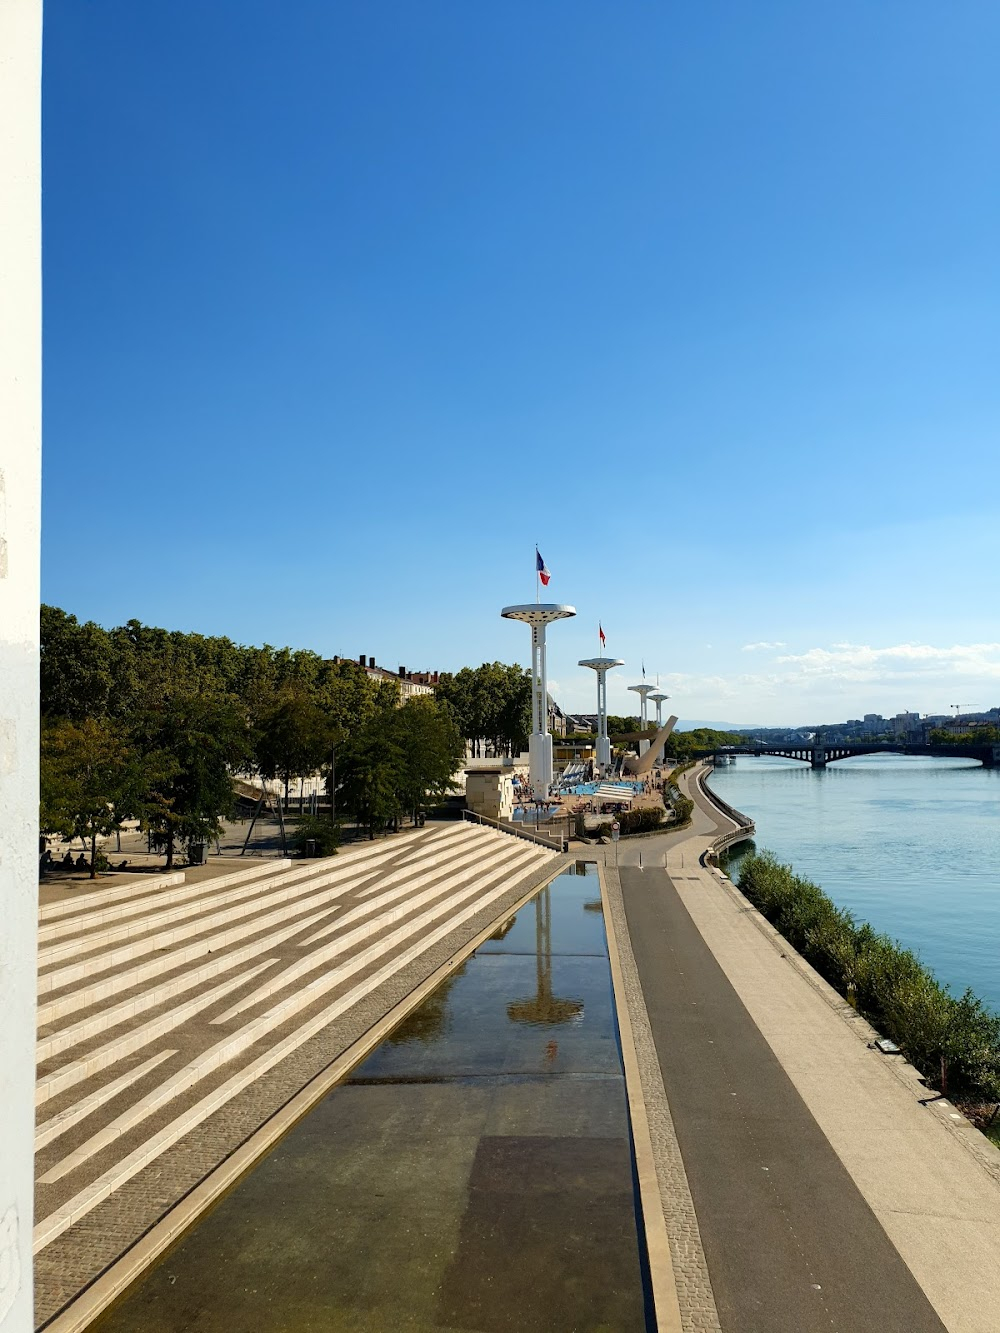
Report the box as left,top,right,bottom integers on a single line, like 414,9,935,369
663,728,746,761
736,851,1000,1105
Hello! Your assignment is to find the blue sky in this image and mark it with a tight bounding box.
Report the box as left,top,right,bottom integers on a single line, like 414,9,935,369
42,2,1000,724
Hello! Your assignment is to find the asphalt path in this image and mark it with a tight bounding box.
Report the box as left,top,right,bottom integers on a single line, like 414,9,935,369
621,864,947,1333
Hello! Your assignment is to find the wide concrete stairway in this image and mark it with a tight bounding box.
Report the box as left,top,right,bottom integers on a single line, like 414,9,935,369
33,821,556,1258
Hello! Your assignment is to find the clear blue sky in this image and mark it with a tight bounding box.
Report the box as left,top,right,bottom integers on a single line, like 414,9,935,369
42,2,1000,723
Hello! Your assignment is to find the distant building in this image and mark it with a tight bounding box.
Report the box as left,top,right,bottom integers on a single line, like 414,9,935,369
353,654,435,704
893,711,921,738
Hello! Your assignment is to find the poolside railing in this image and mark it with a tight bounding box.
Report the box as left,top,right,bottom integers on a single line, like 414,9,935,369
462,808,567,854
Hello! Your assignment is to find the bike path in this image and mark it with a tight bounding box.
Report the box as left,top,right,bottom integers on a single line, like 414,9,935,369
621,862,947,1333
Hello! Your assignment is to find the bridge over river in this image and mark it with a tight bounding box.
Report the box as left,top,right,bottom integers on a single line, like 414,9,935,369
704,741,1000,769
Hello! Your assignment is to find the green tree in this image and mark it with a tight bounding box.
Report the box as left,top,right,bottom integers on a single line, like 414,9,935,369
255,688,336,802
40,718,150,878
40,606,115,721
136,695,250,868
387,697,464,819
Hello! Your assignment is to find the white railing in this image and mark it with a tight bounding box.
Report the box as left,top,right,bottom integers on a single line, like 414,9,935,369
462,809,566,853
695,766,756,862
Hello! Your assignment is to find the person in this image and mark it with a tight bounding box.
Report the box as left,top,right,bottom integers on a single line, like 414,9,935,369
39,848,52,874
61,850,74,870
75,852,88,871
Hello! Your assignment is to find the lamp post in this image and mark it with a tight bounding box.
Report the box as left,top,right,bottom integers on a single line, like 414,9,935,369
501,602,576,797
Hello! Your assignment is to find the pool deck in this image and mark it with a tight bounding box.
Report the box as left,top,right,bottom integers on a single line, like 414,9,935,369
605,763,1000,1333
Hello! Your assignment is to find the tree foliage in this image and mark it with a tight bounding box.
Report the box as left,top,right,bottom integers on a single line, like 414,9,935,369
664,728,746,761
433,662,530,756
40,719,152,878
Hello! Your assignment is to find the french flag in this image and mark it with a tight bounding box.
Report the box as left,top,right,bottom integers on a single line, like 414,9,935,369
536,548,551,587
599,624,606,648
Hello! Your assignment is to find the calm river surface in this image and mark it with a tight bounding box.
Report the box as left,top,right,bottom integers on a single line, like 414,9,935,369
708,755,1000,1012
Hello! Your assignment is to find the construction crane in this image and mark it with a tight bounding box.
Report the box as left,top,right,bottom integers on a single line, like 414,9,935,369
951,704,975,717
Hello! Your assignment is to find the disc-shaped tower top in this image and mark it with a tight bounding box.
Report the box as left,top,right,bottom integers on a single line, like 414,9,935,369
648,691,670,704
628,683,656,697
578,657,625,671
501,604,576,625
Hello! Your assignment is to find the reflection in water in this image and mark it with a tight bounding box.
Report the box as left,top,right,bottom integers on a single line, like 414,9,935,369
88,863,650,1333
506,887,585,1026
385,965,463,1045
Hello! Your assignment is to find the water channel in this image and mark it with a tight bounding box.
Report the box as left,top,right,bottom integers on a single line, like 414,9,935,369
91,862,652,1332
709,754,1000,1011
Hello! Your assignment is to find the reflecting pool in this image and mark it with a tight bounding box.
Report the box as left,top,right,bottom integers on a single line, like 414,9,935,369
92,863,651,1332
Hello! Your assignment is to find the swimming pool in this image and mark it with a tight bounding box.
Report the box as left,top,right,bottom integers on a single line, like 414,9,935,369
561,781,644,797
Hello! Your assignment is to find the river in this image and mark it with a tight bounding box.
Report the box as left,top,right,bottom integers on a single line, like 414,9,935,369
707,754,1000,1013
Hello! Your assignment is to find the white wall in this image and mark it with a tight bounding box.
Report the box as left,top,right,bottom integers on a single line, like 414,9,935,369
0,3,42,1328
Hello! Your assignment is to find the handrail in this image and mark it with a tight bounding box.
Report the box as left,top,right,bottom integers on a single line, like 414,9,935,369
693,766,756,862
462,808,566,853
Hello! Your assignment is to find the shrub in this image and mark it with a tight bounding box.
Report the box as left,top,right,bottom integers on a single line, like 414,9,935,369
737,850,1000,1101
290,816,341,857
616,807,665,835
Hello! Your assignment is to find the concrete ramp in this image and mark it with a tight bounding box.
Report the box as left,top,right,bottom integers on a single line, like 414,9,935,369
623,715,678,775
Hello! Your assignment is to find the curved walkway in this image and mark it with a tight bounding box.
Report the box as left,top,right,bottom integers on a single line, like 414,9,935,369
606,763,1000,1333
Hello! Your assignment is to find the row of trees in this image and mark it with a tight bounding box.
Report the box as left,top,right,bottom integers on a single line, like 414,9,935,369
432,662,531,757
39,607,464,869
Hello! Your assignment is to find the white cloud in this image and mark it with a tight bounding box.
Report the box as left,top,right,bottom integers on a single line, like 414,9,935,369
741,641,787,652
774,642,1000,683
565,641,1000,724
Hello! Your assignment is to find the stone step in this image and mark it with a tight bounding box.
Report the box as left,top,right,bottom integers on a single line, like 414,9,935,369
215,838,541,1023
37,825,500,1038
32,847,547,1253
38,860,287,943
35,960,276,1107
35,1051,177,1153
37,825,478,982
39,842,543,1181
38,872,186,924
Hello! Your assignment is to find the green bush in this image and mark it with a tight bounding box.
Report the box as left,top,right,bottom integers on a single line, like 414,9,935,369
616,807,665,835
737,851,1000,1100
290,816,341,858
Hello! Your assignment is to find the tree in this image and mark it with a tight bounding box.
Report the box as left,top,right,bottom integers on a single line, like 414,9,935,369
337,725,405,839
388,697,464,819
434,662,530,756
255,688,336,801
136,695,250,868
40,606,115,721
40,719,150,878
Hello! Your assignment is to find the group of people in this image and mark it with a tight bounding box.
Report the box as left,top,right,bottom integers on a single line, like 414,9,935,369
38,847,129,876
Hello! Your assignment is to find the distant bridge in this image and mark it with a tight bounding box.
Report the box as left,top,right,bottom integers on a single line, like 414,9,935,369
704,742,1000,770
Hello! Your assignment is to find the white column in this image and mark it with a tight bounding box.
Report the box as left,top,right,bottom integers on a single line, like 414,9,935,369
528,622,552,795
596,671,610,770
0,4,42,1328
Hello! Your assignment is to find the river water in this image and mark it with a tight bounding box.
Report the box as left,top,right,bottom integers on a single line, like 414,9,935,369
708,755,1000,1013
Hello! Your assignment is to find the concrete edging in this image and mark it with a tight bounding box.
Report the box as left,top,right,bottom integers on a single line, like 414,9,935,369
39,858,567,1333
599,861,687,1333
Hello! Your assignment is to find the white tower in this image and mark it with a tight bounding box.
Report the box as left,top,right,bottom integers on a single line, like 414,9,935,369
648,691,670,728
628,683,656,756
579,657,624,774
501,603,576,796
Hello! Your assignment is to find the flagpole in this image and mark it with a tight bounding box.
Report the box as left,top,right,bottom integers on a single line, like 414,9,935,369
535,545,539,604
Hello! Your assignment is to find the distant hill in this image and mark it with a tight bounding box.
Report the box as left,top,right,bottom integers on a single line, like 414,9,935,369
675,719,762,732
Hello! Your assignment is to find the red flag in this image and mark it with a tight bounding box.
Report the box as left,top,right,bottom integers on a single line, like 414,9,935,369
599,624,606,648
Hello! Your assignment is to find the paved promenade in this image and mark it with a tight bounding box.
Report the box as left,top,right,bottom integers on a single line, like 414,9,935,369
608,764,1000,1333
